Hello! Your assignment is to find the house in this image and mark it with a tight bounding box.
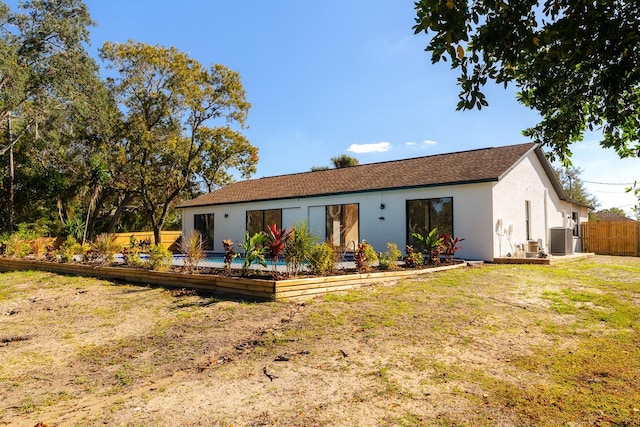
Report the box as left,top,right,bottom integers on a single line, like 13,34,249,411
178,143,588,261
592,211,636,222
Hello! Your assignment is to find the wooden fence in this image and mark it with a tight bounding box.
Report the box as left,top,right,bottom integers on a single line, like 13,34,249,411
111,231,182,251
581,221,640,256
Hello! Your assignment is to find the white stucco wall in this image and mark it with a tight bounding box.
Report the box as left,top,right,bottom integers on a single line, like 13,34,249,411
491,151,582,257
181,183,495,260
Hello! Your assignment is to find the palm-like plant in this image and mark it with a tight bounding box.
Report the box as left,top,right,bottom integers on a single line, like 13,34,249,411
178,230,206,273
90,233,122,266
239,231,267,276
283,221,317,276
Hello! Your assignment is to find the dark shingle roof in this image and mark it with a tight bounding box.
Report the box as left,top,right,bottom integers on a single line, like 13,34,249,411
593,211,636,222
179,143,543,208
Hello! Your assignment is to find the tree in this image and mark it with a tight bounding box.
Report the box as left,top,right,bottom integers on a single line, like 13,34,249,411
100,41,258,244
1,0,109,234
596,207,628,218
413,0,640,163
552,166,599,209
330,154,359,168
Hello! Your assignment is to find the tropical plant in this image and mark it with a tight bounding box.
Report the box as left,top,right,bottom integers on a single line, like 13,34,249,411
122,236,151,267
30,237,51,261
239,231,267,276
64,217,85,241
222,239,238,274
283,221,318,277
178,230,206,273
403,245,424,269
90,233,122,266
308,242,336,276
58,236,87,263
441,234,465,262
5,234,30,259
378,242,402,271
146,244,172,272
354,240,378,272
265,224,293,272
412,228,443,264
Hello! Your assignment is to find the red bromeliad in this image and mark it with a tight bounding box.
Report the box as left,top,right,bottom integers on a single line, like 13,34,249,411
265,224,293,263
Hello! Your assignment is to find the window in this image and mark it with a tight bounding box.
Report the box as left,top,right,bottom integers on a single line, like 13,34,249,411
406,198,453,244
326,203,359,251
525,200,531,241
246,209,282,236
571,211,579,236
194,213,215,250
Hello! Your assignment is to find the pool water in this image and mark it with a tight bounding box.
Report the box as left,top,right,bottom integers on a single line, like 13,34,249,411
172,253,288,267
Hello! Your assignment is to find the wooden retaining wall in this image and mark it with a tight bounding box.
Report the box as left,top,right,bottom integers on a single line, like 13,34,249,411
0,259,465,301
581,221,640,257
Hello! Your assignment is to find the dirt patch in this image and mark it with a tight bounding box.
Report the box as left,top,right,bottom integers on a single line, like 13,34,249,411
1,256,639,426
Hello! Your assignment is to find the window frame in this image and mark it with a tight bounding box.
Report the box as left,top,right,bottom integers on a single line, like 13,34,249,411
525,200,531,241
406,197,454,245
246,209,282,236
193,213,215,250
325,203,359,251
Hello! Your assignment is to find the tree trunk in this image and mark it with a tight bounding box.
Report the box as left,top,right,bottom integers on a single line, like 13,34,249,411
153,227,162,248
86,190,108,243
105,192,134,234
7,116,15,234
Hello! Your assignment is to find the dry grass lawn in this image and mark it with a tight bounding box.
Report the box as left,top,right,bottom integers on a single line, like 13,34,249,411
1,255,639,426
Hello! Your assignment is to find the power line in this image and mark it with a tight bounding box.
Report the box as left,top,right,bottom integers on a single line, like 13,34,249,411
583,180,635,185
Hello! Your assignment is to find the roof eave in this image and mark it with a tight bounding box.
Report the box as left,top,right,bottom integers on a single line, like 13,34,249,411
177,178,500,209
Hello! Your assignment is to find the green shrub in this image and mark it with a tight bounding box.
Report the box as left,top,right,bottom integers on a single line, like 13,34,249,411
147,244,172,271
308,242,336,275
58,236,87,263
64,217,85,241
378,242,402,270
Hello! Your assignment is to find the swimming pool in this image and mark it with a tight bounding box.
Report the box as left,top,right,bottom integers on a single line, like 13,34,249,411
172,253,288,268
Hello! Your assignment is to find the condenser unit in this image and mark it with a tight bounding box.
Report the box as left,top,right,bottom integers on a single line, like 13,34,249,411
550,227,574,255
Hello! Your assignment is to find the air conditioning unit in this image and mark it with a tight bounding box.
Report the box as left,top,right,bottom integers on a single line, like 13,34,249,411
550,227,574,255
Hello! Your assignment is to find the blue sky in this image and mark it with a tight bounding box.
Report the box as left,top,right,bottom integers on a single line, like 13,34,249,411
11,0,640,215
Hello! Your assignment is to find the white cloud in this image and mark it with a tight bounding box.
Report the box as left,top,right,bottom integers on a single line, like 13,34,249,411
347,142,392,154
406,140,438,149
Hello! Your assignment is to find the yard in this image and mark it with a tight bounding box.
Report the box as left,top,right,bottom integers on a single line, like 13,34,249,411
1,255,639,426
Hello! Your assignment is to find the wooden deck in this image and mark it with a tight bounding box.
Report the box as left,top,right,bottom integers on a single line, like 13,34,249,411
493,252,594,265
